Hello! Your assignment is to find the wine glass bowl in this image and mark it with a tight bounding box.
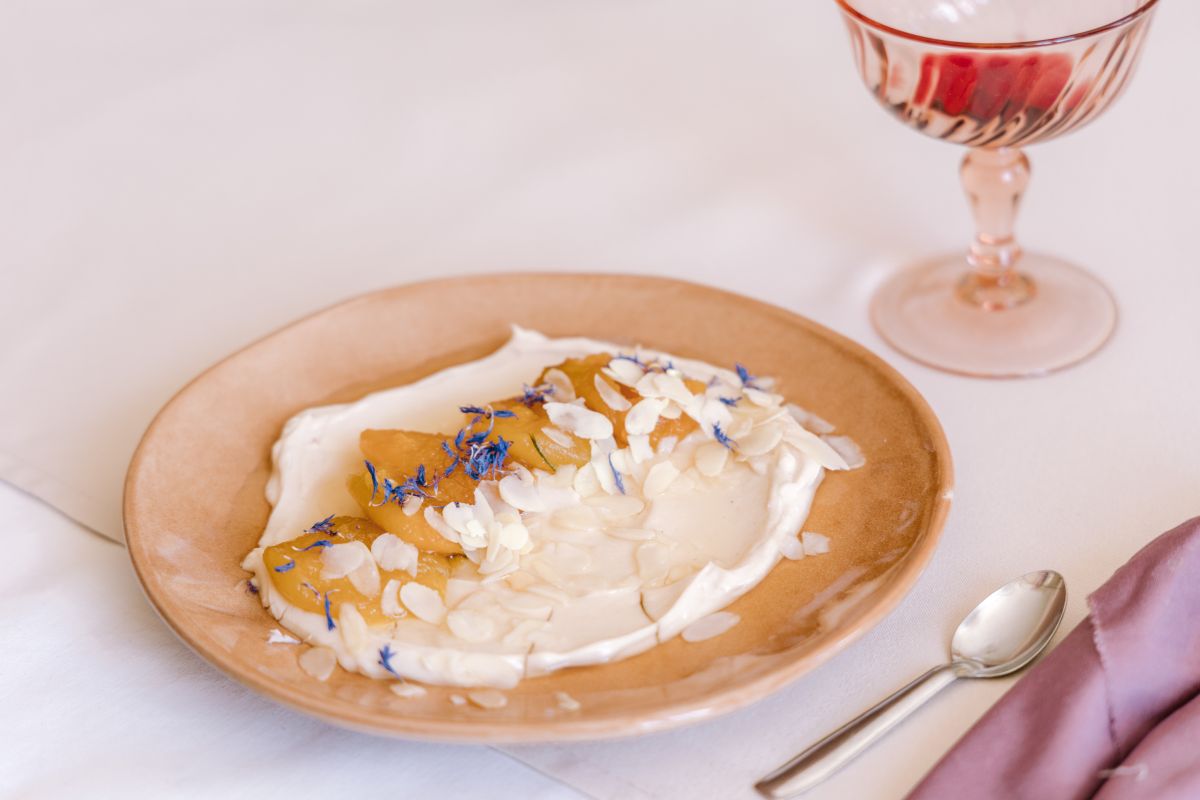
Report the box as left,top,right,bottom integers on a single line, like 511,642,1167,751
835,0,1159,377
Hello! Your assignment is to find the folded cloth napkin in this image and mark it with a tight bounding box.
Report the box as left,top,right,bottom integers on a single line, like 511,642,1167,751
908,517,1200,800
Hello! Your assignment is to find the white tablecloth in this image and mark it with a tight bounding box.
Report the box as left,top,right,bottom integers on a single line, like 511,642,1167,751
4,1,1198,798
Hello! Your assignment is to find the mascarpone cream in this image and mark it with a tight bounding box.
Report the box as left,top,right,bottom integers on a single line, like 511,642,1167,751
243,327,854,689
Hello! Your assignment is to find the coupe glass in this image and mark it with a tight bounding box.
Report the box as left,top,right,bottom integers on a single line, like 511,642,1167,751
836,0,1159,377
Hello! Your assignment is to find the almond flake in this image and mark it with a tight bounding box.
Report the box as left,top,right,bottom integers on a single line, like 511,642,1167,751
380,579,407,617
821,435,866,469
743,387,778,407
555,691,581,712
347,559,381,598
609,448,634,474
371,533,419,576
268,628,300,645
653,374,695,405
802,531,831,555
681,611,740,642
625,397,668,436
592,453,619,494
659,402,683,420
498,473,546,512
424,506,460,544
391,682,427,699
497,520,531,549
780,536,806,560
694,442,730,476
726,415,754,439
698,397,734,430
634,373,661,398
545,402,614,440
572,463,601,498
338,603,369,650
656,436,679,456
447,609,498,642
400,582,447,624
468,690,508,710
606,358,644,386
783,428,850,470
593,373,632,411
401,494,423,516
627,434,654,463
738,424,784,456
542,368,576,402
298,646,337,681
643,461,680,497
320,541,368,580
540,425,574,448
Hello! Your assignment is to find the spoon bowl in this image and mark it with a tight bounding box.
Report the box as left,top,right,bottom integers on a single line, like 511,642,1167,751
952,570,1067,677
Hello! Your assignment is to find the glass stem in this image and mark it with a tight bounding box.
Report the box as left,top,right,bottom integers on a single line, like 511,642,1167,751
957,147,1035,310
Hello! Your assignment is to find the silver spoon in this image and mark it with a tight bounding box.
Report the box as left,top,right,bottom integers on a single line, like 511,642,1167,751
756,570,1067,799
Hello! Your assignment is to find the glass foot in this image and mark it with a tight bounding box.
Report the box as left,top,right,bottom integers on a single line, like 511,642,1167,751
870,253,1117,378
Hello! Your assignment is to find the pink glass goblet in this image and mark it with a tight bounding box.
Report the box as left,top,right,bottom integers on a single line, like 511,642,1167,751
837,0,1158,377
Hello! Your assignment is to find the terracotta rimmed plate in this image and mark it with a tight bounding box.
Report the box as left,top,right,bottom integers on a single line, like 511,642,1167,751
124,273,952,742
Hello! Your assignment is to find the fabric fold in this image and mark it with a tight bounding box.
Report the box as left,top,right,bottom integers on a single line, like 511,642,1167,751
908,517,1200,800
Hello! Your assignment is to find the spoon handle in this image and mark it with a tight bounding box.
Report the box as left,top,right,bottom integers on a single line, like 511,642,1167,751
755,664,959,798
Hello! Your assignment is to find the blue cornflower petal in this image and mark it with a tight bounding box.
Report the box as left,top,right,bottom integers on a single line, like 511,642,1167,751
608,453,626,494
323,593,336,631
365,460,380,504
378,644,401,677
306,514,335,533
713,422,736,449
300,539,332,551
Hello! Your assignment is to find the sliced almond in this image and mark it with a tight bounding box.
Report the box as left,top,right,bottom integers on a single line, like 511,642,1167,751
738,424,784,456
594,373,632,411
545,402,614,440
399,582,447,624
643,461,680,498
625,397,668,436
447,609,498,642
468,689,508,710
298,646,337,681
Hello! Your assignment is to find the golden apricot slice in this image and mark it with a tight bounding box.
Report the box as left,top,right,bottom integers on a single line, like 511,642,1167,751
359,429,477,505
262,518,455,625
485,399,590,473
347,472,464,555
361,429,446,471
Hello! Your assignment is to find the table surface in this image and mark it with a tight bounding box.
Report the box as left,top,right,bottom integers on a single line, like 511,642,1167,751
4,1,1199,798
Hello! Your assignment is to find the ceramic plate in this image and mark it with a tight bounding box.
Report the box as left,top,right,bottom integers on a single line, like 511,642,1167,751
124,273,952,742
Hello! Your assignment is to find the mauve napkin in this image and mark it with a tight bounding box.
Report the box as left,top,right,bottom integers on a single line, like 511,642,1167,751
908,517,1200,800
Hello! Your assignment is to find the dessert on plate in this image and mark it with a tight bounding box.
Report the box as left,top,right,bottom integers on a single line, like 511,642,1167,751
243,328,860,702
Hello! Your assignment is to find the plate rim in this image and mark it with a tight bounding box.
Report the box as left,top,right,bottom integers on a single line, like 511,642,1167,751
124,271,954,742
